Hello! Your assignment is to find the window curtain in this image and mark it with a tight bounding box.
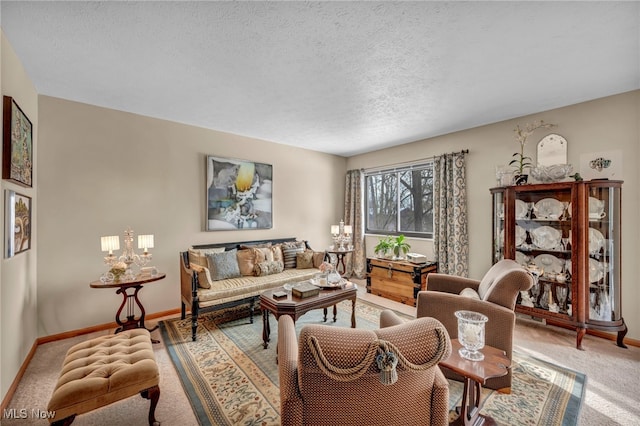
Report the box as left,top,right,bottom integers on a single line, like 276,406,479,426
433,152,469,276
344,169,366,278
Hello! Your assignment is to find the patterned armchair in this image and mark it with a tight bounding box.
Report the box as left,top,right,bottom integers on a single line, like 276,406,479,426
277,310,452,426
417,259,534,392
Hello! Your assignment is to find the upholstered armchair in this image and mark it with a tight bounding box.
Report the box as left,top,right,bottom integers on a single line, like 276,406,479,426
416,259,534,393
278,310,452,426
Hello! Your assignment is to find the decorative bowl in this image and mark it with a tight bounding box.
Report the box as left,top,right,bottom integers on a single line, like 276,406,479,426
530,164,573,182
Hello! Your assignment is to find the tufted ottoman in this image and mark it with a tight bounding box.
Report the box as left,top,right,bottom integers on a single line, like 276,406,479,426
47,329,160,426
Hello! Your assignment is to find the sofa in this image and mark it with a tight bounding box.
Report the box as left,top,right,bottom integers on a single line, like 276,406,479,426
180,237,324,341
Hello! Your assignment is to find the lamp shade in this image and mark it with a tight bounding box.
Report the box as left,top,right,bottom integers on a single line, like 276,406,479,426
138,235,154,251
331,225,340,235
101,236,120,253
344,225,353,235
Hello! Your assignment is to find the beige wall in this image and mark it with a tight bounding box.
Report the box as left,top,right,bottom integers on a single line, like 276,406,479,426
36,96,347,337
348,90,640,341
1,31,39,401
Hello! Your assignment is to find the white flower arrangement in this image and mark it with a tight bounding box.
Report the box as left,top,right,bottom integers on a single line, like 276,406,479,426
510,120,556,176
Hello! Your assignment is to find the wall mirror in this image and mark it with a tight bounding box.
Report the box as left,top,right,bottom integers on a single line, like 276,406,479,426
537,134,568,166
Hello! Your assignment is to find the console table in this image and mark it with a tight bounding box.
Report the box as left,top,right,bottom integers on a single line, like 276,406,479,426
90,273,165,340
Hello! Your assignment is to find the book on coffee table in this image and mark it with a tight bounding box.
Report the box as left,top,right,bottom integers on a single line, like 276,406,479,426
292,281,320,299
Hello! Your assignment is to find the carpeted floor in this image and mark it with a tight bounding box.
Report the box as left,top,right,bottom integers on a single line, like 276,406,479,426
3,282,639,425
161,299,585,426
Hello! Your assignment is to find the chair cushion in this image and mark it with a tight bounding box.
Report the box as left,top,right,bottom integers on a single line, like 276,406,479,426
459,287,480,299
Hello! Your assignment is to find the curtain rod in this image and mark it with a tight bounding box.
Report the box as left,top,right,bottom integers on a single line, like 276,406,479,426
363,149,469,173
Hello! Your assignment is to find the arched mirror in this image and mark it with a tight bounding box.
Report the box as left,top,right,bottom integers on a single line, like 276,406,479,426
537,134,567,166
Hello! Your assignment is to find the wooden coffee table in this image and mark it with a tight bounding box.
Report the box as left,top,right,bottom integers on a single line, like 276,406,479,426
259,282,358,349
439,339,510,426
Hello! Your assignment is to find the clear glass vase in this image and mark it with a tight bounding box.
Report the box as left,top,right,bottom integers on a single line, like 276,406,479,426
327,270,341,285
455,310,488,361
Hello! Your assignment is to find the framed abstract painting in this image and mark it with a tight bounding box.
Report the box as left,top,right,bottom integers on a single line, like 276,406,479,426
5,190,32,258
3,96,33,187
206,156,273,231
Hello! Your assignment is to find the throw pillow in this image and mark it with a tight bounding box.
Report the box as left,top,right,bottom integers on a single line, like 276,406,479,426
255,260,284,277
207,249,241,281
188,249,208,268
253,247,274,264
189,247,225,270
282,241,306,269
236,249,257,276
296,250,314,269
312,251,326,268
198,247,227,255
271,244,284,264
240,242,272,249
459,287,480,300
189,264,212,289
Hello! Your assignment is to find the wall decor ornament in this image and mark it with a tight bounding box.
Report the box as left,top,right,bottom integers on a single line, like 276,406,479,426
2,96,33,187
579,150,622,181
206,155,273,230
5,190,31,258
589,157,611,172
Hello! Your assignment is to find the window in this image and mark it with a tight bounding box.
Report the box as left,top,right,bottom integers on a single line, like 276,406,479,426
365,162,434,238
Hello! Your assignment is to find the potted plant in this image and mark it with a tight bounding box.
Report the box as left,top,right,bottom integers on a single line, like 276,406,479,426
391,234,411,260
374,236,393,258
509,120,556,184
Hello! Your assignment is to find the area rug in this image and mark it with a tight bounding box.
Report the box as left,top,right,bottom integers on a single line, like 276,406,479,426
160,300,585,426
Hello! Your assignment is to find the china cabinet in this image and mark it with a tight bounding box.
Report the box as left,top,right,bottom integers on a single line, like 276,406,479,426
491,180,626,350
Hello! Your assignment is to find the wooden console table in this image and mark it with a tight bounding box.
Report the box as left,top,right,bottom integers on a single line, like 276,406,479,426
90,273,165,340
366,257,437,306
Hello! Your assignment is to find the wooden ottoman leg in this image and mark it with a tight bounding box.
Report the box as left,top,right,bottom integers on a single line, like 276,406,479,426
52,415,76,426
141,385,160,426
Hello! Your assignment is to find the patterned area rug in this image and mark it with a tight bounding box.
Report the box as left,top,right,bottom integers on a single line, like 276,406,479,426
161,300,585,426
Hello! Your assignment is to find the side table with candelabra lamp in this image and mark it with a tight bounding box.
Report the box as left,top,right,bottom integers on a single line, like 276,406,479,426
91,227,164,342
328,219,354,275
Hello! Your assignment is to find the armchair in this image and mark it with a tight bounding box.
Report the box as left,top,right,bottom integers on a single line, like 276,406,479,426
278,310,452,426
416,259,533,393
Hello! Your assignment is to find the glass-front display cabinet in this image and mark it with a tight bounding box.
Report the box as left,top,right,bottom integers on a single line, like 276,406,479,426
491,180,626,350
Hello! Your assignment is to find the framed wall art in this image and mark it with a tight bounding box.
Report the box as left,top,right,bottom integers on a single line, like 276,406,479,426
206,155,273,231
3,96,33,187
5,190,32,258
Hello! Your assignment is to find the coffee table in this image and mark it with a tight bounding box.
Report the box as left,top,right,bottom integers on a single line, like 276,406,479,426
439,339,510,426
259,282,358,349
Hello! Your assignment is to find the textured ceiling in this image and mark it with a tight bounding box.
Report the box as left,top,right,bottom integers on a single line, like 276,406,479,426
1,1,638,157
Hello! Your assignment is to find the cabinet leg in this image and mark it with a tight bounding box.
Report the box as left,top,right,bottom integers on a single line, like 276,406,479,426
617,321,628,349
576,327,586,351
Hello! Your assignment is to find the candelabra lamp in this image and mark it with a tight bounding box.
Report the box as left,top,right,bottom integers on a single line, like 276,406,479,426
330,219,353,250
100,227,154,282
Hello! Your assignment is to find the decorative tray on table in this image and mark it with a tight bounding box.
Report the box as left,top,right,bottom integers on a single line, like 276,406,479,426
311,277,348,289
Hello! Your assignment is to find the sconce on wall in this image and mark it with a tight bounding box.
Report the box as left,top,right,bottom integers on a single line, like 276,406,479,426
589,157,611,172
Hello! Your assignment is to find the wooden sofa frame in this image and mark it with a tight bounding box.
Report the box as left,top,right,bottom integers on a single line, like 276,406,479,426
180,237,311,341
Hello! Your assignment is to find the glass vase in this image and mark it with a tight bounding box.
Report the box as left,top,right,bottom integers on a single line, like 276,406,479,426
455,310,488,361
